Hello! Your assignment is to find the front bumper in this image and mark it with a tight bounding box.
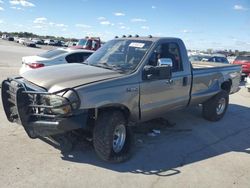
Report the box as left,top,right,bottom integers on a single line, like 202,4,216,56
25,113,88,138
1,77,87,138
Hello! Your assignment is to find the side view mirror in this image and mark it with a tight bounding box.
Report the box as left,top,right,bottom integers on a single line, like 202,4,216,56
143,64,172,80
157,58,173,67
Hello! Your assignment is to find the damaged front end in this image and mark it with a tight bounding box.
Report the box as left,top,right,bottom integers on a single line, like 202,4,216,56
1,77,87,138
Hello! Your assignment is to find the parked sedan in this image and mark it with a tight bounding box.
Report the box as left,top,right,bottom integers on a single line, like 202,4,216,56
32,38,44,45
18,38,26,44
23,39,36,47
205,55,229,64
44,39,56,45
190,54,229,64
19,48,94,74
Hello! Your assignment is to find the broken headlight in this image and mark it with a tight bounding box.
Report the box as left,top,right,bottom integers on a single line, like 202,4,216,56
41,94,79,116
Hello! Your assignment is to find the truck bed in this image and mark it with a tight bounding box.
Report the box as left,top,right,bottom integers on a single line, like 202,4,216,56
190,61,241,105
192,61,239,69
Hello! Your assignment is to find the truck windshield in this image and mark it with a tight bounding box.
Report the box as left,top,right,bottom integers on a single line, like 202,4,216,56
77,39,88,46
86,39,152,73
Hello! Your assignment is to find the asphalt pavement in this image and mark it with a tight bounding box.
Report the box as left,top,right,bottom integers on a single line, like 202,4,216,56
0,39,249,188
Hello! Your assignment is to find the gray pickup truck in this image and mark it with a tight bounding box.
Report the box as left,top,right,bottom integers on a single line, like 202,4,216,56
1,36,241,162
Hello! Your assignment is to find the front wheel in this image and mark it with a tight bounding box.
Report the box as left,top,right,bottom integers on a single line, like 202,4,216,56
93,110,134,163
202,90,229,121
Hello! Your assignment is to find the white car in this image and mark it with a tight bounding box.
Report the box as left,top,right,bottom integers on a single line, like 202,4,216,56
23,39,36,47
19,48,94,74
18,38,26,44
246,74,250,92
44,39,56,45
32,38,43,44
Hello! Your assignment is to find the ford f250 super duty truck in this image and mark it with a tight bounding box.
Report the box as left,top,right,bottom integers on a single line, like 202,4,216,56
1,36,241,163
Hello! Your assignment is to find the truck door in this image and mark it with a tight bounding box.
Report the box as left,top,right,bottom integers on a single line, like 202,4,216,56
140,41,192,121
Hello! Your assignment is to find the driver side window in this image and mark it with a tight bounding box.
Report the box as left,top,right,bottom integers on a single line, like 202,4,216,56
147,42,183,72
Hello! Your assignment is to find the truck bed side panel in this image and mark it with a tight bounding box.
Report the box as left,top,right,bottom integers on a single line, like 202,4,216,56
190,63,241,105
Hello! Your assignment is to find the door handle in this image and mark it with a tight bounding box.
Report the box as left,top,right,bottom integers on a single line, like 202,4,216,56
183,77,188,86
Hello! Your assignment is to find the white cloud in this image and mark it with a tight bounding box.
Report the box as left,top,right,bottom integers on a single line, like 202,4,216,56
152,6,156,9
75,24,92,28
182,29,192,33
118,22,124,25
11,6,23,10
14,23,23,27
0,19,3,23
114,12,125,16
9,0,35,7
55,23,68,27
119,26,130,30
0,6,4,10
0,0,4,4
141,26,149,30
233,5,247,11
33,17,47,24
33,25,44,29
131,18,147,22
49,22,55,26
97,16,106,20
100,21,114,26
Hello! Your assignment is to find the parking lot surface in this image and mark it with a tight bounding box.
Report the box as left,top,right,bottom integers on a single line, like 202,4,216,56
0,40,249,188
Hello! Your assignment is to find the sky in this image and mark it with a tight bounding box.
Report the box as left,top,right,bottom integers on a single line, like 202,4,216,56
0,0,250,50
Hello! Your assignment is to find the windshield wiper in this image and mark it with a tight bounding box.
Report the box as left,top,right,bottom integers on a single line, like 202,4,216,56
91,62,126,73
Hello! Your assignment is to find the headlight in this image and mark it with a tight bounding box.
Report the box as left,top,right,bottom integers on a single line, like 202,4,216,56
49,95,72,115
41,95,72,115
39,90,80,116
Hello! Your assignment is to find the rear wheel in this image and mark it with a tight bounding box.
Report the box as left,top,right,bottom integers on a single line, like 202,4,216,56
202,90,229,121
93,110,134,163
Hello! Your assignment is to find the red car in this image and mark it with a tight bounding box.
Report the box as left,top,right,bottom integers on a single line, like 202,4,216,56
71,37,101,51
233,55,250,79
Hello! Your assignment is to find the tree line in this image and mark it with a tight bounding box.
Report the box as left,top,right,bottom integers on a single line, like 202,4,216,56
0,31,77,41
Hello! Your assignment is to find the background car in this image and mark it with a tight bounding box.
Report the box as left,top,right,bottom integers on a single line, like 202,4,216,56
189,54,229,64
7,36,14,41
19,48,94,74
189,55,211,62
23,39,36,47
1,34,8,39
14,36,20,43
44,39,56,45
205,55,229,64
18,38,26,44
54,40,63,46
32,38,44,45
233,55,250,78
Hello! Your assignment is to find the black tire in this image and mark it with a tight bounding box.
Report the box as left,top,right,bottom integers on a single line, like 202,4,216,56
93,110,134,163
202,90,229,121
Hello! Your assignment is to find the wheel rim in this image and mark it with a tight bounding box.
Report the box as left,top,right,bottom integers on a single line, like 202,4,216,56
216,98,226,115
113,124,126,153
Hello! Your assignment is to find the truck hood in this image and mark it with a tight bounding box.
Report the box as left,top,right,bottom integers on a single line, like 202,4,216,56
20,63,122,92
